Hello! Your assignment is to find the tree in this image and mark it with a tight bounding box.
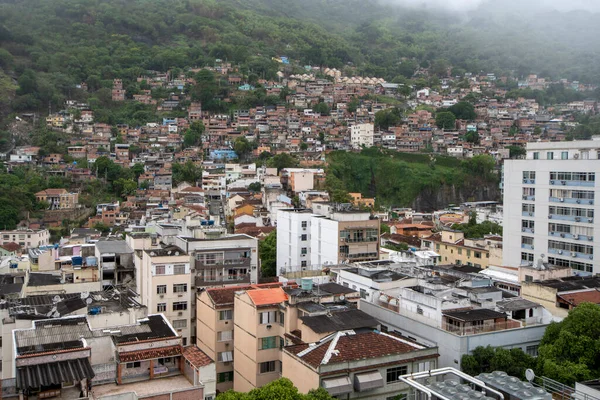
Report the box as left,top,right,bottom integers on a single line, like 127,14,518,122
375,108,401,130
259,230,276,277
172,161,202,186
533,126,542,135
464,131,480,144
234,136,253,161
536,303,600,385
507,145,526,159
248,182,261,192
461,346,536,380
183,121,205,149
435,112,456,130
113,178,138,199
216,377,335,400
448,102,477,120
312,102,330,116
266,153,299,172
299,142,308,151
347,97,359,113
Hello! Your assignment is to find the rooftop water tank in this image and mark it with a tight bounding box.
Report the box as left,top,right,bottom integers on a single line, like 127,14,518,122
301,278,313,291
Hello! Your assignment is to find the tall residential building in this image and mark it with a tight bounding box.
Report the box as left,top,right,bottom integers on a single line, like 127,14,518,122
0,228,50,249
276,205,380,275
503,139,599,274
350,123,374,149
140,245,193,346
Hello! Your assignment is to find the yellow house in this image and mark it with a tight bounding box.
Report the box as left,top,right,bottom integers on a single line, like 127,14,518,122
421,229,493,269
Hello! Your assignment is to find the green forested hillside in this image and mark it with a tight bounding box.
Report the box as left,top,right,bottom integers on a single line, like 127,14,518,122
326,149,498,208
1,0,600,120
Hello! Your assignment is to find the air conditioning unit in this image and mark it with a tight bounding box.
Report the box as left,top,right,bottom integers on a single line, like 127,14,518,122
576,199,581,204
589,236,594,241
529,212,533,216
590,255,594,260
548,215,553,219
523,196,528,200
560,233,565,238
178,294,183,297
573,235,579,240
550,180,555,184
559,198,564,202
522,228,526,232
588,218,594,223
558,250,563,255
532,197,535,201
571,252,577,257
531,245,534,250
531,229,535,233
178,311,183,316
575,217,581,222
589,200,593,205
159,294,164,298
523,179,528,183
561,181,567,185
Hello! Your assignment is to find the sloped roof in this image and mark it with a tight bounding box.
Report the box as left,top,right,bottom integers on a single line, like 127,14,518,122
183,345,213,368
286,330,427,368
246,287,288,306
300,309,379,334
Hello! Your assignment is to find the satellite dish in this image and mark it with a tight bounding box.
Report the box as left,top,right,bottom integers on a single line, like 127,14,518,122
86,298,93,305
525,369,535,382
53,295,61,303
540,253,545,259
339,295,345,301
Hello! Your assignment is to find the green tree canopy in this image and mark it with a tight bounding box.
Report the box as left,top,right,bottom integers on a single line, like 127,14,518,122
435,111,456,130
259,230,276,277
537,303,600,385
375,108,401,130
183,121,205,149
447,101,477,120
461,346,536,380
216,377,335,400
266,153,299,172
172,161,202,186
312,102,330,116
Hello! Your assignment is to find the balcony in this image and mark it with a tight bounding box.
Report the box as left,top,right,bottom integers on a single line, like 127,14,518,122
549,179,594,187
195,274,251,287
521,244,534,250
522,211,535,218
521,227,535,234
522,179,536,184
548,214,594,224
342,237,378,243
549,197,594,205
522,195,535,201
442,319,523,336
549,231,594,242
195,257,251,270
548,248,593,260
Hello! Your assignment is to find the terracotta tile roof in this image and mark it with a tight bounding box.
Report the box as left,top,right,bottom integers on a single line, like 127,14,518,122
206,283,284,306
558,289,600,306
36,188,68,196
119,345,182,363
285,331,425,368
246,287,288,306
0,242,21,252
183,345,213,368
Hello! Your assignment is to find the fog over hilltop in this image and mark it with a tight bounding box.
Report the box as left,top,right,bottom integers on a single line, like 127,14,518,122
381,0,600,12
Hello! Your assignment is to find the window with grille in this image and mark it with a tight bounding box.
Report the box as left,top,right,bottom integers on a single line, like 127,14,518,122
155,265,165,275
156,285,167,294
173,319,187,329
218,330,233,342
386,366,408,383
173,264,186,274
259,361,276,374
173,302,188,311
173,284,187,293
219,310,232,320
157,303,166,312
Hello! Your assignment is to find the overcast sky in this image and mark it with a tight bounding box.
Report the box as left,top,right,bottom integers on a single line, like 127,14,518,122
387,0,600,12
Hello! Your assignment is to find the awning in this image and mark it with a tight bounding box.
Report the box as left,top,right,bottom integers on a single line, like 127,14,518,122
322,375,353,396
354,370,384,392
16,358,95,390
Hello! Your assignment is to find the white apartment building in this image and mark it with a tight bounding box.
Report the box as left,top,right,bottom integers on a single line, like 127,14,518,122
350,123,375,149
503,139,600,274
140,246,193,346
276,206,380,275
0,228,50,249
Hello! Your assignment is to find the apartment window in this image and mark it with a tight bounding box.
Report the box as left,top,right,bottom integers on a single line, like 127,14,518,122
219,310,233,320
467,250,471,257
278,311,285,326
474,252,481,259
173,264,186,274
173,319,187,329
387,366,408,384
218,351,233,362
521,252,534,262
458,248,462,255
301,234,307,241
126,362,141,369
217,330,233,342
301,221,308,228
155,265,165,275
173,283,188,293
259,311,278,324
547,152,554,160
157,303,166,312
533,152,539,160
301,247,307,255
156,285,167,294
173,301,188,311
217,372,234,383
561,151,569,160
526,345,539,357
301,261,307,268
259,361,276,374
260,336,277,350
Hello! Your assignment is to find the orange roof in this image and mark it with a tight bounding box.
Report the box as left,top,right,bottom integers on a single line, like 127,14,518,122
246,288,288,306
